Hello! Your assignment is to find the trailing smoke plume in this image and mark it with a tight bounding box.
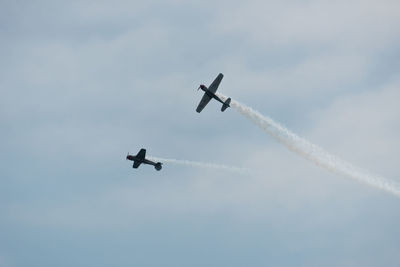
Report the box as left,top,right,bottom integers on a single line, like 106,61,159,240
149,157,249,173
218,94,400,198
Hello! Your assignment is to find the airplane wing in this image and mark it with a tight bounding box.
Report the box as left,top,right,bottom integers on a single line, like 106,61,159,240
196,93,212,113
136,148,146,160
207,73,224,93
132,161,141,168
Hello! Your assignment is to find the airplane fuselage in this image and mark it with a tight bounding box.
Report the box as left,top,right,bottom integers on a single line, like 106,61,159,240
199,86,225,105
126,155,157,166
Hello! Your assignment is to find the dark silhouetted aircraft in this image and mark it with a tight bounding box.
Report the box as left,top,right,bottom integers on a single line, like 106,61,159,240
196,73,231,113
126,149,162,171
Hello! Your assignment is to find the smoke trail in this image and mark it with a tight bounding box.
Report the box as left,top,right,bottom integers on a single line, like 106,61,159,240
218,94,400,198
149,157,249,173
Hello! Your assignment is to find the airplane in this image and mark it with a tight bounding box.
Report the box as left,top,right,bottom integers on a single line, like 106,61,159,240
196,73,231,113
126,148,162,171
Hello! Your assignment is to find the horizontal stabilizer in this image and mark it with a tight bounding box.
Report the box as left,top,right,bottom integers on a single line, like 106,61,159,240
221,98,231,112
154,162,162,171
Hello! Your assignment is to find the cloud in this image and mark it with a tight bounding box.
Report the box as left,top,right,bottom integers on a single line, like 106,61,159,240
1,0,400,266
216,0,400,48
308,80,400,178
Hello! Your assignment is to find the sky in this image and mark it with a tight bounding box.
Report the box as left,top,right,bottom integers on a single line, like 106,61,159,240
1,0,400,266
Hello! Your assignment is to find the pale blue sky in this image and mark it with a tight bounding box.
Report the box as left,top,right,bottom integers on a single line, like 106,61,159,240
1,0,400,266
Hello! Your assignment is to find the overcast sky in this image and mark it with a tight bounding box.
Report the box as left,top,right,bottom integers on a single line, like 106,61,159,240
1,0,400,266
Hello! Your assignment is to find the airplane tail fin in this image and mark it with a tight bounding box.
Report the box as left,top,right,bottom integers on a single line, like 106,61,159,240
221,98,231,112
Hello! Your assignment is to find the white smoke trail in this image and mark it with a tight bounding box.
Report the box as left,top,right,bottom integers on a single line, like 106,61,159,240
149,157,249,174
218,94,400,198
